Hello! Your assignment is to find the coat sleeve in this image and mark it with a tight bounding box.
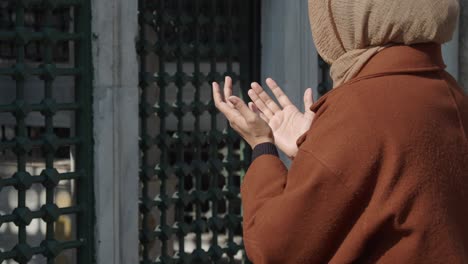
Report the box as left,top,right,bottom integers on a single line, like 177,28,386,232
241,96,380,263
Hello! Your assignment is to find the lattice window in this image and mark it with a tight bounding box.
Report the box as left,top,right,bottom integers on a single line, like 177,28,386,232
138,0,260,263
0,0,93,263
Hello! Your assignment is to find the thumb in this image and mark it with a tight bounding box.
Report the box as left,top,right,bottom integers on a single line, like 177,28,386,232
229,96,256,120
249,102,270,123
304,88,315,115
248,102,259,113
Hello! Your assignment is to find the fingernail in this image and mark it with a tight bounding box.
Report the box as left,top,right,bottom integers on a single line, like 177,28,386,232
228,96,238,104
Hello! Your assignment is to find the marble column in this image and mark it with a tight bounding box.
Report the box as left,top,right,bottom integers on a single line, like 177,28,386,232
91,0,140,263
460,0,468,92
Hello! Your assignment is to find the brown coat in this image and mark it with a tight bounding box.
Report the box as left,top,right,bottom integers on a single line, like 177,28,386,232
241,43,468,264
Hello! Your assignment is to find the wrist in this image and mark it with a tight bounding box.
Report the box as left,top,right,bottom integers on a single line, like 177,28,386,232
251,137,274,149
251,141,278,161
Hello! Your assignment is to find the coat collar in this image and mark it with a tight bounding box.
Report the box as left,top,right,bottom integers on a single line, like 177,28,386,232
310,43,446,114
351,42,446,82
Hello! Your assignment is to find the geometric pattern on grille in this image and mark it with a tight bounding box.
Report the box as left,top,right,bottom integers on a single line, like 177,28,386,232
138,0,259,263
0,0,94,263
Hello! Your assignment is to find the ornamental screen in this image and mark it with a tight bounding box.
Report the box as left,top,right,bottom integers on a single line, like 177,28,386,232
138,0,260,263
0,0,94,263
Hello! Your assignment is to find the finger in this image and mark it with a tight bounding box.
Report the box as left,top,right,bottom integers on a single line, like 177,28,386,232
212,82,224,106
249,102,270,123
247,88,274,119
248,102,258,113
224,76,234,107
212,82,240,120
266,78,293,108
304,88,314,112
228,96,257,123
250,82,281,113
303,88,316,120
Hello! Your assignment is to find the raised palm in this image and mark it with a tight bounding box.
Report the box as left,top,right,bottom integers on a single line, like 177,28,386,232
247,78,315,158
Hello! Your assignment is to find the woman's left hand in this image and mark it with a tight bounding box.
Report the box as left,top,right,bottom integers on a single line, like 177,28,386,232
212,77,274,149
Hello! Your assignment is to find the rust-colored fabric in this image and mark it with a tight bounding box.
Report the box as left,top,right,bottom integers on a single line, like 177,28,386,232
241,43,468,263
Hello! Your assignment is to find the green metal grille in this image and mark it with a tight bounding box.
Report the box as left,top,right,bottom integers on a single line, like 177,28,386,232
138,0,260,263
0,0,94,263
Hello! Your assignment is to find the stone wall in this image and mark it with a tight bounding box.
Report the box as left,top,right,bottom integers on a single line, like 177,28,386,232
460,1,468,92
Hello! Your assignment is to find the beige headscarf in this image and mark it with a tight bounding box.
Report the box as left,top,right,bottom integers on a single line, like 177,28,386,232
308,0,460,87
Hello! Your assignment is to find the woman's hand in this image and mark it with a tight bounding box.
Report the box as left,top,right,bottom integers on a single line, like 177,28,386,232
247,78,315,158
212,77,274,149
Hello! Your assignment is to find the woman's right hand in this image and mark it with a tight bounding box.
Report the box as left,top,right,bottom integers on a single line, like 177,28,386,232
247,78,315,159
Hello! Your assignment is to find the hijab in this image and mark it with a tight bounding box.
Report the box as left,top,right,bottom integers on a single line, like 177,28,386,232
308,0,460,87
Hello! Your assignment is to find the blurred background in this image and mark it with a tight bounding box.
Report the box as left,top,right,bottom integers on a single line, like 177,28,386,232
0,0,466,263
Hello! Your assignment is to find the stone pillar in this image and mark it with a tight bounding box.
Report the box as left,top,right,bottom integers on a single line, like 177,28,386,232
261,0,319,166
91,0,140,263
460,0,468,92
442,22,460,81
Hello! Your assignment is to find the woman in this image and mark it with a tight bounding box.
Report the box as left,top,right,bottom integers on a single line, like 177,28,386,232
213,0,467,263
